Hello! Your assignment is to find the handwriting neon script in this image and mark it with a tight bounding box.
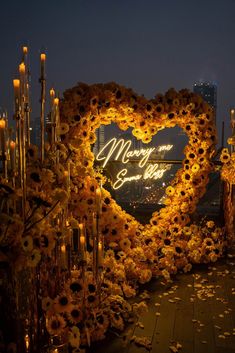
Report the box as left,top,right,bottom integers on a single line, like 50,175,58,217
96,137,173,190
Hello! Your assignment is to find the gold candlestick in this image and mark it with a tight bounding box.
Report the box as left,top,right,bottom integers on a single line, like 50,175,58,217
49,88,55,147
0,119,6,178
13,79,20,114
79,223,86,262
40,53,46,162
97,241,103,268
10,140,16,173
95,187,102,215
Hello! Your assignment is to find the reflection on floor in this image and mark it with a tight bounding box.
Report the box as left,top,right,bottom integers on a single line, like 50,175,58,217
88,251,235,353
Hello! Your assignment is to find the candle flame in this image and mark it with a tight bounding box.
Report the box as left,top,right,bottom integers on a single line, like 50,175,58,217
61,244,66,253
23,46,28,54
96,187,101,197
40,53,46,61
50,88,55,97
19,62,26,74
0,120,6,129
13,79,20,88
10,141,16,148
54,98,59,106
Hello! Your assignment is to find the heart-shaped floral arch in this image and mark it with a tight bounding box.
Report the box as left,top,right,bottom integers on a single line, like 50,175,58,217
59,82,216,245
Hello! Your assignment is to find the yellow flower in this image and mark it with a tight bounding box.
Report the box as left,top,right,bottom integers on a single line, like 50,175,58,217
206,220,215,229
68,326,80,348
165,186,175,196
67,306,83,324
59,122,70,135
119,238,131,251
42,296,53,311
54,293,73,313
46,315,66,336
21,235,33,252
27,249,41,267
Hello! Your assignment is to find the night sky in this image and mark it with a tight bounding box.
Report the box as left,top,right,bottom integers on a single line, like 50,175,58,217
0,0,234,144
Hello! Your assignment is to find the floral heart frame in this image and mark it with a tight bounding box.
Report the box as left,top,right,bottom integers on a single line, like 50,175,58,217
59,82,216,244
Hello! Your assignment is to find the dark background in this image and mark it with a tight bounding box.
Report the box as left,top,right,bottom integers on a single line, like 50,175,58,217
0,0,234,145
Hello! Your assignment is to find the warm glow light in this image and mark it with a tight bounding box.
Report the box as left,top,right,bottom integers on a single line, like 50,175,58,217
61,244,66,253
19,62,26,74
40,53,46,61
0,120,6,129
10,141,16,149
54,98,59,106
50,88,55,97
96,137,173,190
96,137,173,169
80,235,85,246
13,79,20,88
23,46,28,54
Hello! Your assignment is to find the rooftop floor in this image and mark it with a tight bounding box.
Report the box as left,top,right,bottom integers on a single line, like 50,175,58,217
89,251,235,353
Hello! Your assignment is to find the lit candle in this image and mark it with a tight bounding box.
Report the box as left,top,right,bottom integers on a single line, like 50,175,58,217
10,141,16,171
64,170,70,192
19,62,26,108
19,62,25,74
79,223,86,261
98,241,103,267
60,244,67,269
23,46,28,55
13,79,20,113
50,88,55,106
54,97,59,145
24,333,30,350
0,120,6,176
40,53,46,78
95,187,102,215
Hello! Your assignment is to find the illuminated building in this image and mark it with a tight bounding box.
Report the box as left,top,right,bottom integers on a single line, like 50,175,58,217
193,81,217,121
94,125,105,155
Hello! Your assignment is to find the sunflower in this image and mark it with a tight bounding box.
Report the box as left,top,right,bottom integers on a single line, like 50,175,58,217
165,186,175,196
86,294,98,306
93,309,110,330
46,314,66,336
27,249,41,267
67,305,83,324
220,150,230,164
110,313,124,330
21,235,33,252
191,163,200,173
39,232,56,255
59,123,70,135
67,278,84,295
27,144,38,161
54,293,73,313
119,238,131,252
42,296,53,311
28,168,42,188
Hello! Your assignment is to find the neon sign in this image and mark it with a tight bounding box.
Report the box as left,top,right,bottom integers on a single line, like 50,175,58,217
96,138,173,190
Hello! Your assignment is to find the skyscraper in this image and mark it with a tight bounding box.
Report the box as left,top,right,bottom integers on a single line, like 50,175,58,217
193,81,217,121
93,125,105,155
